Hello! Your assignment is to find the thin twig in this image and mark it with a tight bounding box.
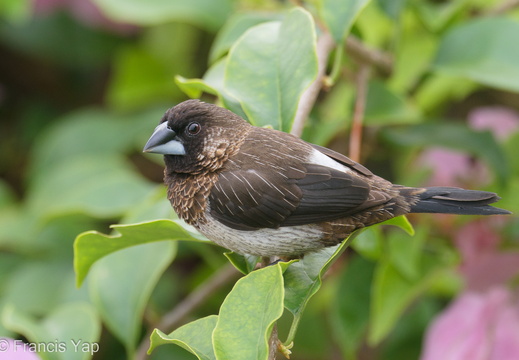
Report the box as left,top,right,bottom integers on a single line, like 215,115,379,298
345,36,393,76
349,64,371,163
291,31,336,137
269,324,279,360
486,0,519,15
135,264,241,360
291,32,393,137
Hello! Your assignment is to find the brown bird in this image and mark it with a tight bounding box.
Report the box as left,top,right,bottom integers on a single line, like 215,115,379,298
143,100,510,257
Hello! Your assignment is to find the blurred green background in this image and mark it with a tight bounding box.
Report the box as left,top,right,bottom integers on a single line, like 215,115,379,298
1,0,519,359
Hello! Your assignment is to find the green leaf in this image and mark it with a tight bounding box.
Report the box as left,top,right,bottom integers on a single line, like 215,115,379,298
149,316,218,360
2,302,100,360
224,7,318,131
2,261,73,317
303,81,355,145
92,0,232,31
0,180,15,208
351,227,384,260
175,75,219,99
283,246,341,316
105,45,180,111
369,260,418,345
413,74,478,113
388,25,437,93
89,241,176,356
387,226,426,282
414,0,471,31
381,215,414,236
433,17,519,92
383,123,509,185
209,12,279,64
368,248,445,345
351,217,413,261
0,0,30,21
0,13,121,68
27,155,155,220
319,0,371,43
212,264,286,360
119,187,176,224
364,81,420,125
331,256,375,359
224,252,259,275
28,107,161,180
377,0,406,21
74,219,207,286
176,59,247,120
282,232,359,345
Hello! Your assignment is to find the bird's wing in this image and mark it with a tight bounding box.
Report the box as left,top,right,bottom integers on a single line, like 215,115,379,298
208,163,386,230
309,143,374,177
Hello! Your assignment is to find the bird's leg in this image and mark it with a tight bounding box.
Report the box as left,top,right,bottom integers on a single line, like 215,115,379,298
261,255,303,267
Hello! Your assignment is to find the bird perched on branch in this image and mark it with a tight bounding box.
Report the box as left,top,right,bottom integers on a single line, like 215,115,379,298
143,100,510,257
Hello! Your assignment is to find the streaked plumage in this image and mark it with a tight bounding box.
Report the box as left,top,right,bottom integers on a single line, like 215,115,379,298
143,100,510,257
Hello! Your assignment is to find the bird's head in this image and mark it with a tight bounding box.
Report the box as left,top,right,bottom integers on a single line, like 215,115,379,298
143,100,250,174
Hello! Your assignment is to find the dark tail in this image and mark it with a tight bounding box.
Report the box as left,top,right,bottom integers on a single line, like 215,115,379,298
407,187,511,216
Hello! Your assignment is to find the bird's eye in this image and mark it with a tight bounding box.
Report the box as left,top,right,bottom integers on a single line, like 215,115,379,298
187,122,201,135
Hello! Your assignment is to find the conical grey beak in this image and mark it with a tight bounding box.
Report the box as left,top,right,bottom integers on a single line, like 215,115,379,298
143,122,186,155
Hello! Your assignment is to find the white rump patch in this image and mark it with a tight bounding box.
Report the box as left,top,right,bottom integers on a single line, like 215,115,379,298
307,148,352,173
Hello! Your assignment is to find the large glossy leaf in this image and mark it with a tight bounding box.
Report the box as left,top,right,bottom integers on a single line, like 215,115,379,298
212,264,286,360
92,0,232,31
383,123,509,185
2,302,100,360
433,17,519,92
88,241,176,356
319,0,371,43
209,12,280,64
149,315,218,360
224,7,318,131
175,59,247,119
74,219,207,286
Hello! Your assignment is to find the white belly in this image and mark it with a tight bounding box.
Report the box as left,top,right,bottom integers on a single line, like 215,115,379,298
197,212,326,257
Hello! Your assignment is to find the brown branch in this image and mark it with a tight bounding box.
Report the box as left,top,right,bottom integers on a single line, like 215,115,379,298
269,324,279,360
345,35,393,76
486,0,519,15
136,264,241,360
349,64,371,163
291,32,393,138
291,31,336,137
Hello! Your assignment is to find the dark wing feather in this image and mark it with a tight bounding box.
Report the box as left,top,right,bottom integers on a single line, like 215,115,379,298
284,164,370,226
209,164,375,230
